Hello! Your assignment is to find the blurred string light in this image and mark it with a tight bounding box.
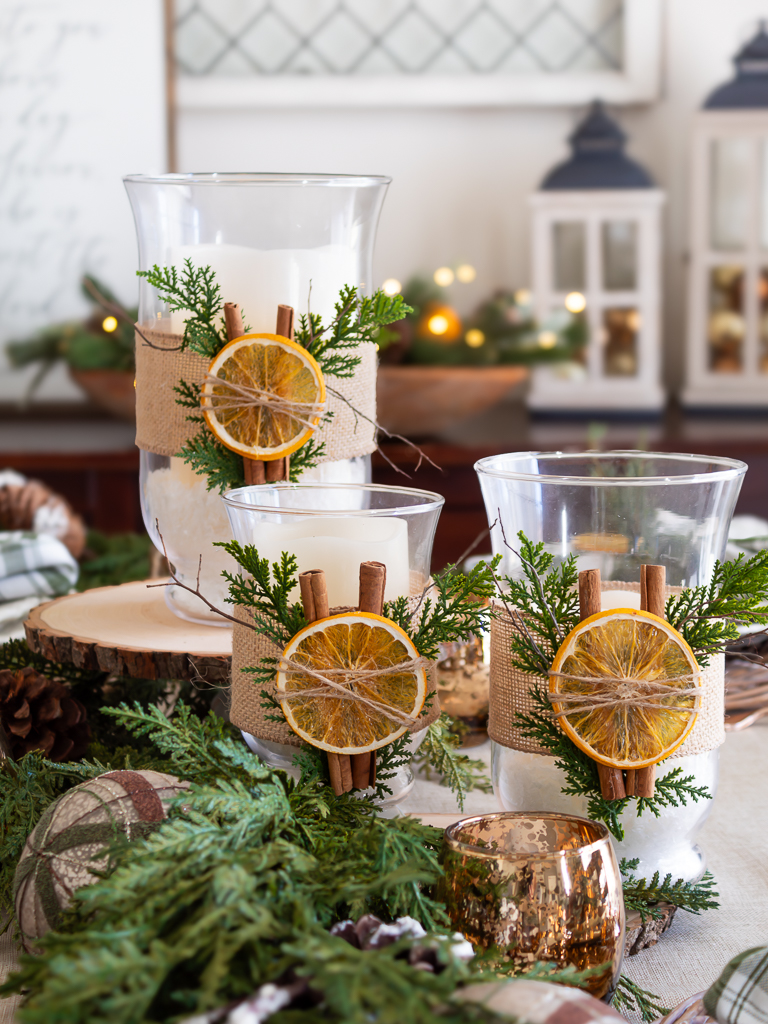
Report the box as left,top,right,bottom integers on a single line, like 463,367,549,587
565,291,586,313
514,289,531,306
382,278,401,296
102,316,118,332
537,330,557,349
428,313,449,335
433,266,455,287
465,329,485,348
456,263,476,283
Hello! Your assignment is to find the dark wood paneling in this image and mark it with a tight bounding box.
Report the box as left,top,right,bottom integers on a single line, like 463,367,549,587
1,451,142,533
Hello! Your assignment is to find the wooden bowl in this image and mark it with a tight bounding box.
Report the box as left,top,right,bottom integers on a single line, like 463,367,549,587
69,368,136,422
376,365,528,437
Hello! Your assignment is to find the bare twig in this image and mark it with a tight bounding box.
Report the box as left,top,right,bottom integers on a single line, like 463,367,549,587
487,562,551,676
406,521,498,627
325,384,442,475
497,512,565,643
83,276,183,352
147,524,260,632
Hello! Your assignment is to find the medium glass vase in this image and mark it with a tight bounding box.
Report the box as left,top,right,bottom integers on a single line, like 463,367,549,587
475,450,747,880
124,173,390,625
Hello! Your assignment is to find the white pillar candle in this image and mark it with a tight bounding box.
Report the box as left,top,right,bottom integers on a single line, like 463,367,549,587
253,517,411,607
599,589,642,611
167,243,358,334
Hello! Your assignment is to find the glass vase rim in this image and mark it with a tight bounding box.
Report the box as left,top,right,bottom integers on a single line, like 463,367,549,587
444,811,611,860
474,449,748,486
123,172,391,188
222,481,445,516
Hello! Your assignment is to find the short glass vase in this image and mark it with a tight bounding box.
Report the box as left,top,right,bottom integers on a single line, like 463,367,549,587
222,481,445,803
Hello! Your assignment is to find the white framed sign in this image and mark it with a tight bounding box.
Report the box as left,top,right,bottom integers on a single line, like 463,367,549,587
0,0,167,401
176,0,661,109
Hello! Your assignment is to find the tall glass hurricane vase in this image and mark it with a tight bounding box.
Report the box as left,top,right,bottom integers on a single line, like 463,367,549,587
476,451,747,880
124,173,389,625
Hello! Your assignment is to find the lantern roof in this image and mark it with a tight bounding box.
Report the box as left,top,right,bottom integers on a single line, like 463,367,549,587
704,23,768,109
540,101,655,191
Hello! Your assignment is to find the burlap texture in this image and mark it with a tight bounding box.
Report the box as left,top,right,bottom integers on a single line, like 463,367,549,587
134,325,377,462
488,581,725,758
231,598,441,746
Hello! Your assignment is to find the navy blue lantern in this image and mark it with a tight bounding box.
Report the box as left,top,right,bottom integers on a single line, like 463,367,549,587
684,24,768,407
529,102,665,412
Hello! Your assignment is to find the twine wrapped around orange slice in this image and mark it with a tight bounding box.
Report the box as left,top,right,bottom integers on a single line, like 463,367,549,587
549,606,702,772
201,331,326,462
276,611,428,757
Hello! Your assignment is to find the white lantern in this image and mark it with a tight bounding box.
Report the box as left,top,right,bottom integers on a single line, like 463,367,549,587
683,25,768,407
528,103,665,412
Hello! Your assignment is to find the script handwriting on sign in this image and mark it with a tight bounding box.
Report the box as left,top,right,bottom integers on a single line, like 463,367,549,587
0,1,165,384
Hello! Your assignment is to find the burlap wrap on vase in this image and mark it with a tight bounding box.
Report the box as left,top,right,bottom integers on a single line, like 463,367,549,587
231,599,441,747
134,325,378,461
489,581,725,759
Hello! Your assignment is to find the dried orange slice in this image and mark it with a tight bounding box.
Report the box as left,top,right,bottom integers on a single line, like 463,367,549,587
276,612,427,754
202,333,325,461
549,609,701,769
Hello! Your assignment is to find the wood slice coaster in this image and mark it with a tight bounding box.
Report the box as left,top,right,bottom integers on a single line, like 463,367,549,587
25,580,232,682
624,903,677,956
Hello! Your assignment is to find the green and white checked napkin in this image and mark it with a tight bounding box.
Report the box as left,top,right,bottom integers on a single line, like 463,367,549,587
704,946,768,1024
0,531,78,602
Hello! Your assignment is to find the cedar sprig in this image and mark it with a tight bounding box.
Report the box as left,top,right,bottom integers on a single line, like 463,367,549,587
296,286,413,379
172,378,201,410
497,531,580,677
620,858,720,921
515,681,631,838
411,714,493,811
635,766,712,818
665,550,768,666
386,557,500,662
137,260,226,357
372,732,413,801
179,429,246,492
220,543,307,647
612,976,670,1022
288,434,328,477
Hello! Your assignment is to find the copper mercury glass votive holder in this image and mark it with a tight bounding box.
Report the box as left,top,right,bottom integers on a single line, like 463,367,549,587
436,812,625,1001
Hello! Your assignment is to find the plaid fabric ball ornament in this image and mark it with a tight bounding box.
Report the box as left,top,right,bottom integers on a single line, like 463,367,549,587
14,769,188,948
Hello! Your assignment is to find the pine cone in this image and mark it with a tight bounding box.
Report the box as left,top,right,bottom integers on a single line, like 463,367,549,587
0,666,90,761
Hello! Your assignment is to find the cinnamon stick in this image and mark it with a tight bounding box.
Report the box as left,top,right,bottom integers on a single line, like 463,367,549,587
298,569,350,795
223,302,244,340
577,569,626,801
298,569,330,623
627,564,667,798
224,302,264,485
276,303,295,340
234,304,297,486
263,305,295,484
358,561,387,615
350,561,388,790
